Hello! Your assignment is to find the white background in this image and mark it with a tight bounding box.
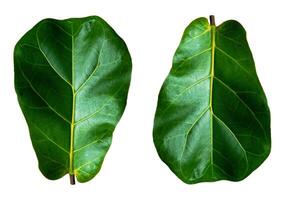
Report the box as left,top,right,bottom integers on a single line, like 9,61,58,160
0,0,282,199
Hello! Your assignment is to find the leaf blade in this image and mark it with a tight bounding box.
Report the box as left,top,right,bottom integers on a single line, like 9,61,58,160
153,17,270,183
14,16,132,183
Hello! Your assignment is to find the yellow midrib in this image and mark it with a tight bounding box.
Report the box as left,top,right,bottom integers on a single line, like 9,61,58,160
209,25,216,176
69,23,75,175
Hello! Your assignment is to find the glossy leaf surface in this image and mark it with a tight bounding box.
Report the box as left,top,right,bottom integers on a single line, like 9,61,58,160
153,17,271,183
14,16,132,183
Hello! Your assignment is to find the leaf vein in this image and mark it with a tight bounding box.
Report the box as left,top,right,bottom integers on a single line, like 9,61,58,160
214,76,266,137
179,107,210,177
36,28,72,87
160,75,211,115
74,83,125,125
30,121,69,154
44,20,72,37
18,64,71,124
75,158,98,171
212,113,249,170
183,29,210,43
176,48,211,70
216,31,244,46
215,46,254,79
74,138,108,153
36,151,68,168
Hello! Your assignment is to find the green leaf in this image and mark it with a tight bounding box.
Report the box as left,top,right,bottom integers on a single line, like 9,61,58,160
14,16,132,183
153,17,271,184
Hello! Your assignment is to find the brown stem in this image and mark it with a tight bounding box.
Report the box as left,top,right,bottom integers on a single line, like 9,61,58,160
209,15,215,25
70,174,76,185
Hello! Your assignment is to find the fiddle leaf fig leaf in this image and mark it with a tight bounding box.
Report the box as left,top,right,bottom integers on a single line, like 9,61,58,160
153,16,271,184
14,16,132,184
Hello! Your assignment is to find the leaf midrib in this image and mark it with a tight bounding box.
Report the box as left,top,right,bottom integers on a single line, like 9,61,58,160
69,22,75,175
209,25,215,176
